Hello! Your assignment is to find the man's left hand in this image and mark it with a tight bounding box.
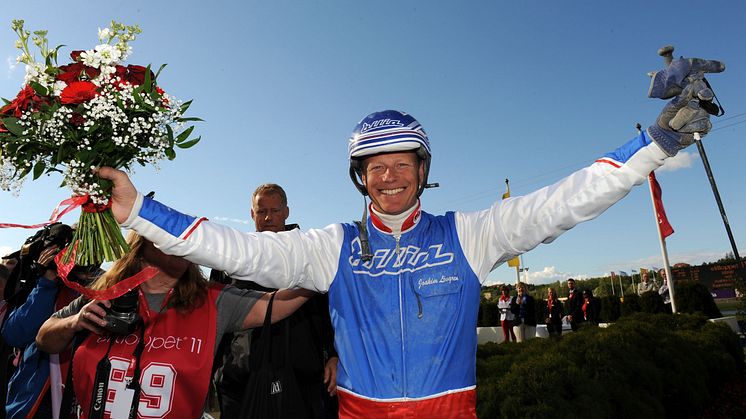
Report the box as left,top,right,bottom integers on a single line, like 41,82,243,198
324,356,338,396
647,56,725,156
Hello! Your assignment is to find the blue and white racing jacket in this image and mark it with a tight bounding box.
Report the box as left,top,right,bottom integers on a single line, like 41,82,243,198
123,132,667,416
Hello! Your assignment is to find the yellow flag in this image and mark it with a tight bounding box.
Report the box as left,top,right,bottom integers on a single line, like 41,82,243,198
503,181,520,268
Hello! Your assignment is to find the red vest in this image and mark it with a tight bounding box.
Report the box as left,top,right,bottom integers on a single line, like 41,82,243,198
73,283,222,418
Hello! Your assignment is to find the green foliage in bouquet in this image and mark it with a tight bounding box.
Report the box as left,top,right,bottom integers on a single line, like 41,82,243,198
0,20,201,265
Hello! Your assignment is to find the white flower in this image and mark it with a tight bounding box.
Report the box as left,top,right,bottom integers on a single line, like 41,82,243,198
94,44,122,66
98,27,111,42
52,80,67,97
80,49,101,68
23,63,45,86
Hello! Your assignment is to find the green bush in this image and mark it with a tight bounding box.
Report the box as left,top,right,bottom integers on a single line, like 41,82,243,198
480,301,500,327
476,312,742,418
536,299,547,324
599,296,621,322
639,290,667,314
674,282,722,318
620,293,641,316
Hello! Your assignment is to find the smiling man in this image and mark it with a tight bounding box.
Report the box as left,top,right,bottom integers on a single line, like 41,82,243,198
99,54,724,419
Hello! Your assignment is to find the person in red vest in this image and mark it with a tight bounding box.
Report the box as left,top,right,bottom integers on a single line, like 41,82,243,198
36,232,313,418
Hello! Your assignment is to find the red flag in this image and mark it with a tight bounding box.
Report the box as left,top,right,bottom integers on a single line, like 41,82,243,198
649,171,674,239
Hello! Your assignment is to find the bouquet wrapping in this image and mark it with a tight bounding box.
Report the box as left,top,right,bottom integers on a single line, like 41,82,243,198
0,20,200,265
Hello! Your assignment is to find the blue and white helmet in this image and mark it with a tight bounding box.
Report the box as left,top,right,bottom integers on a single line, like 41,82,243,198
348,110,432,196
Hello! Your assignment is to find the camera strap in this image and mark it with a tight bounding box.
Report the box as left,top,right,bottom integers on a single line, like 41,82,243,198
87,320,146,419
125,321,146,419
88,339,115,419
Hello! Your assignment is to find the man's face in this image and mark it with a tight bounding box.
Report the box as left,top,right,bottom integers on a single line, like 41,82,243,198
643,273,649,283
251,192,289,233
361,151,424,216
567,280,575,290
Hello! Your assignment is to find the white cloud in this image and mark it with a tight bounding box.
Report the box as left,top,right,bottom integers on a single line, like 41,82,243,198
657,151,696,172
6,56,18,79
485,266,589,286
603,249,729,273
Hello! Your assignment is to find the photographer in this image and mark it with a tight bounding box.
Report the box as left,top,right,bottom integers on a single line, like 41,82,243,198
36,232,314,418
1,239,91,419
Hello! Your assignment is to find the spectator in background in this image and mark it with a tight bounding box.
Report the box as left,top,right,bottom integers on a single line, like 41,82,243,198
544,287,564,337
0,264,9,324
215,183,338,418
637,272,658,295
565,278,582,332
1,254,18,419
1,256,18,280
497,285,516,343
510,282,536,342
581,289,600,325
1,242,94,419
658,269,671,305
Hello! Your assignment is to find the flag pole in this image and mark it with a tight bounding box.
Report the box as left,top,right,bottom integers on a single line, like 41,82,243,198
619,274,625,298
693,133,744,268
647,176,677,313
610,273,616,296
503,178,523,283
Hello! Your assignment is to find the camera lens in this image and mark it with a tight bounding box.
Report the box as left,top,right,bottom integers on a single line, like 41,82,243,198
111,289,139,313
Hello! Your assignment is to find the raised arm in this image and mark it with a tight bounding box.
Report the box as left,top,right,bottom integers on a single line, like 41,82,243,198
457,53,724,282
97,167,342,292
3,246,62,346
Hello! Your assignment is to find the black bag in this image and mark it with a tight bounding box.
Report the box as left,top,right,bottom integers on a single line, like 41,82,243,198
240,292,308,419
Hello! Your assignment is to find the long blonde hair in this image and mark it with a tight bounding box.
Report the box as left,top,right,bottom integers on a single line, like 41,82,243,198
90,231,208,311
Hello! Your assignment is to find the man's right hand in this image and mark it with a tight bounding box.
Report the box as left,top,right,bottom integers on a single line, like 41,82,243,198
97,167,139,224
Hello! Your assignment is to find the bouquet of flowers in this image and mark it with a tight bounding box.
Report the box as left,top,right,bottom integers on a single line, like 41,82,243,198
0,20,201,265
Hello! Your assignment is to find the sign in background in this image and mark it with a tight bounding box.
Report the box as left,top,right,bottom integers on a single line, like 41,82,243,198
671,262,745,298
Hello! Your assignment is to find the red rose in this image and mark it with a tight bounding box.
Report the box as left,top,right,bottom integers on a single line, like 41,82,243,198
57,62,85,83
125,65,154,86
70,50,85,62
154,86,170,106
57,62,101,84
60,81,98,104
69,112,86,126
115,65,128,80
0,86,44,118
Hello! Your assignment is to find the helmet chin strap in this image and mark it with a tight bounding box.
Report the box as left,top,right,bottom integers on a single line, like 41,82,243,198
355,195,373,262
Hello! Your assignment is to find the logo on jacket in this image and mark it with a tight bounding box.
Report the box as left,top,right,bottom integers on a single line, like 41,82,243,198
349,238,454,276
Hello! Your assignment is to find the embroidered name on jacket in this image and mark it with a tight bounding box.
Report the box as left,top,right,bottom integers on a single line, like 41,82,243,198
348,237,454,276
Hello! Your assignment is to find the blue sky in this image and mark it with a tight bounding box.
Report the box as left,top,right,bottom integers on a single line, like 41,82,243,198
1,1,745,285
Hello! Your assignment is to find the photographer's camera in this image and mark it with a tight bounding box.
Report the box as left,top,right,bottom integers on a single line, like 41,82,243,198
103,289,141,335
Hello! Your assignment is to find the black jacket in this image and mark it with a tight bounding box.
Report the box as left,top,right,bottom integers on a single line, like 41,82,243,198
566,289,583,320
510,295,537,327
